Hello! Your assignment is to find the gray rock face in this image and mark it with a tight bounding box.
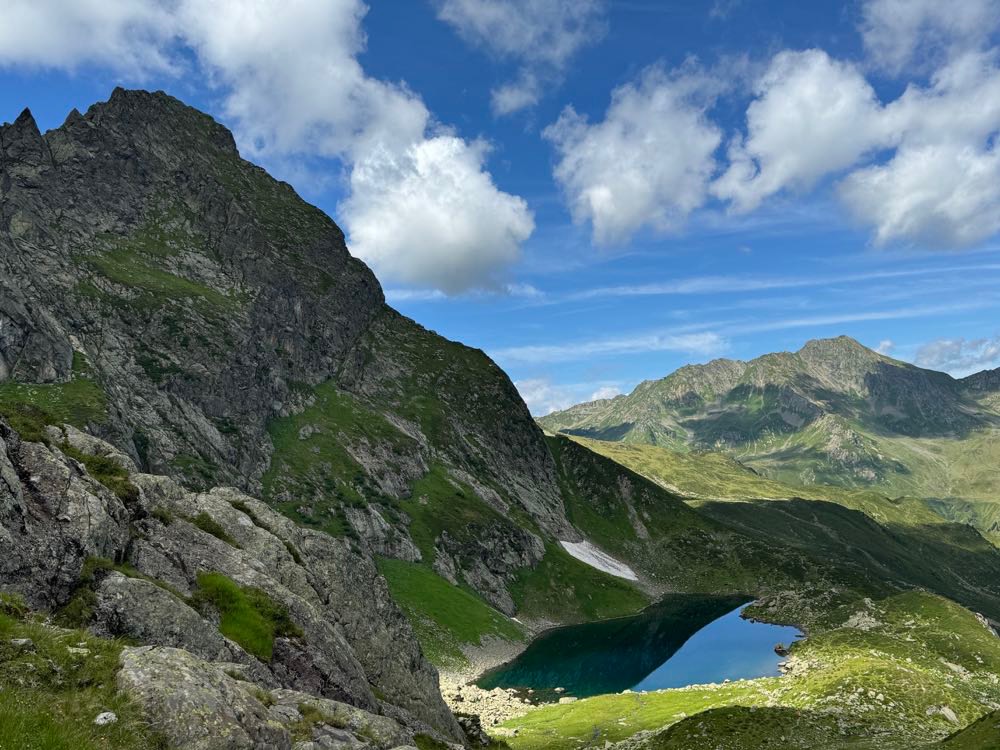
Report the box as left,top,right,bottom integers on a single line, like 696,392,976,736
117,647,430,750
437,525,544,616
92,573,231,661
118,645,292,750
0,423,131,608
0,421,462,743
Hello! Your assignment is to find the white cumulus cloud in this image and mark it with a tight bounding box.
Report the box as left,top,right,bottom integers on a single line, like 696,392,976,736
712,42,1000,249
861,0,1000,74
712,50,889,213
342,136,533,292
0,0,178,75
435,0,606,114
840,141,1000,248
545,66,722,245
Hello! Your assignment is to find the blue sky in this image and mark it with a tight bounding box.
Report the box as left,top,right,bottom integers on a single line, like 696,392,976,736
3,1,1000,414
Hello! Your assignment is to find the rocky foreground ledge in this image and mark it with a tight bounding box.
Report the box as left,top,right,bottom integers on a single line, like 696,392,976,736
0,418,469,748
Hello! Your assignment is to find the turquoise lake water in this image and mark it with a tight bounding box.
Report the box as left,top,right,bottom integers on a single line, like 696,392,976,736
476,594,802,699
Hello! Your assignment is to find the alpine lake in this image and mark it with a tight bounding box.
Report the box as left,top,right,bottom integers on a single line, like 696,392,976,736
477,594,803,700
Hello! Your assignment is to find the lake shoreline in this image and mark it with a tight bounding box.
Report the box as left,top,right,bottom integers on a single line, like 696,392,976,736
441,594,804,730
439,636,548,729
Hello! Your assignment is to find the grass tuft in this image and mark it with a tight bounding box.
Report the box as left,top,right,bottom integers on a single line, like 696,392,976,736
190,512,240,548
192,572,302,661
0,608,167,749
60,443,139,504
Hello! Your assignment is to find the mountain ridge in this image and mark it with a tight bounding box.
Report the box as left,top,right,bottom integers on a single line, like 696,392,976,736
539,335,1000,497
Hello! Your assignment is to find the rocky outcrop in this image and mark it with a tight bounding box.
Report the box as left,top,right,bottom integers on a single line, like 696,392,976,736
117,646,432,750
0,421,132,607
93,573,232,661
0,419,463,744
436,525,545,616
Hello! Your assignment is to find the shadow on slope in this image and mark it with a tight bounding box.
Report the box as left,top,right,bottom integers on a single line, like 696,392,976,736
696,498,1000,622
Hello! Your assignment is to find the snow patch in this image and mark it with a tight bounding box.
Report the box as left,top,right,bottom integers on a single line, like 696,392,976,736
559,540,638,581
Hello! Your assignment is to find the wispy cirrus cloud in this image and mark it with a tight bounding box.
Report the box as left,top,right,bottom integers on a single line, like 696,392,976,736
493,330,726,364
722,302,994,336
559,262,1000,303
384,282,542,304
491,298,998,365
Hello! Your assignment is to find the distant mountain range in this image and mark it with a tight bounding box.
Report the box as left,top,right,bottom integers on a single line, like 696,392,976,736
539,336,1000,503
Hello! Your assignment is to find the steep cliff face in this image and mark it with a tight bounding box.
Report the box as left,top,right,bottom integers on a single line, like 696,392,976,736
0,89,570,612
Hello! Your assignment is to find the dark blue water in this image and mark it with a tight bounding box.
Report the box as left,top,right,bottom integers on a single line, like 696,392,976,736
477,594,802,699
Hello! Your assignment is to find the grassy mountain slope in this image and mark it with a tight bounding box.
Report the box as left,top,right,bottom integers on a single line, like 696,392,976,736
567,435,943,527
556,435,1000,621
5,90,1000,750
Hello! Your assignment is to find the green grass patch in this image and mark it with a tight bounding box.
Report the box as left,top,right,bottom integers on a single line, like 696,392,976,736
414,735,452,750
0,604,167,749
0,592,28,620
88,249,237,311
190,512,240,548
171,453,218,490
400,465,509,565
0,360,106,443
149,507,173,526
378,558,525,669
263,382,414,513
940,709,1000,748
60,443,138,503
192,572,301,661
569,435,944,529
83,204,244,317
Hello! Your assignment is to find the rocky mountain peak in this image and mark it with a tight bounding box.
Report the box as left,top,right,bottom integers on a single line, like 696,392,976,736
88,87,239,156
798,335,881,362
8,107,40,136
0,87,569,625
1,107,48,175
963,367,1000,392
